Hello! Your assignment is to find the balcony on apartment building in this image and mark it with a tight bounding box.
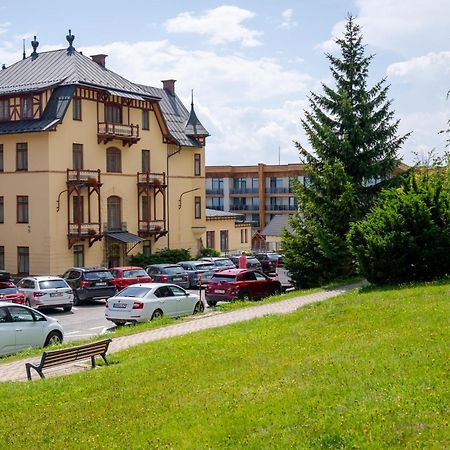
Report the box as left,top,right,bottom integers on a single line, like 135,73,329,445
230,204,260,212
265,204,298,212
97,122,140,146
67,169,102,187
138,219,166,237
265,187,294,195
229,188,259,195
205,188,224,195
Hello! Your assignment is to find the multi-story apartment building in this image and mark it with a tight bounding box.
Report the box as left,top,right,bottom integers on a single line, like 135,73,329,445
205,163,306,230
0,33,210,275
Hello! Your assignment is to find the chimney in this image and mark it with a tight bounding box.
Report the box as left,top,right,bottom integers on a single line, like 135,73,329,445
91,54,107,68
162,79,176,96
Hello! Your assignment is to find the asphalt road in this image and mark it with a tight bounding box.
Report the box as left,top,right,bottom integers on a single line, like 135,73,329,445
43,269,291,342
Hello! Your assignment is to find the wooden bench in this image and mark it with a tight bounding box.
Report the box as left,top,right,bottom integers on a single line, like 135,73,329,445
25,338,112,380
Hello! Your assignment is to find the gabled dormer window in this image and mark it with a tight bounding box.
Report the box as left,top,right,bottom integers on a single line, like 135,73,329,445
21,96,33,119
0,99,9,121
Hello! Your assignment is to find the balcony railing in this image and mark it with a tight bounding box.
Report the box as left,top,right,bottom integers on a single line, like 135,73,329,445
138,220,166,235
207,205,224,211
206,188,224,195
97,122,140,146
68,222,101,236
67,169,101,186
230,188,259,195
266,187,293,194
137,172,166,187
230,204,259,211
265,205,298,211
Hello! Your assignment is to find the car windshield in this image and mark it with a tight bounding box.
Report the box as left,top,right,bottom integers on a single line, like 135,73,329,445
164,266,184,275
0,287,19,294
84,271,114,280
117,286,151,298
215,259,233,267
38,279,68,289
210,274,237,282
195,263,215,271
123,269,148,278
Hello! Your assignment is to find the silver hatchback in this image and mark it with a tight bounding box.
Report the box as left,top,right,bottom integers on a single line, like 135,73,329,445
17,276,74,312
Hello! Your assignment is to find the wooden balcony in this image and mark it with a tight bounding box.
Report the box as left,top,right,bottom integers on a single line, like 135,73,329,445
138,220,167,241
67,169,102,188
97,122,140,146
67,222,102,248
137,172,167,188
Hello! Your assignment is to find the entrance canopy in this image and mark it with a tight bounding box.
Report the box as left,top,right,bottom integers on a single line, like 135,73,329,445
105,231,144,244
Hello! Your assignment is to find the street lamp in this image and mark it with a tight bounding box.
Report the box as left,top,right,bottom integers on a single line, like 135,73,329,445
178,187,200,209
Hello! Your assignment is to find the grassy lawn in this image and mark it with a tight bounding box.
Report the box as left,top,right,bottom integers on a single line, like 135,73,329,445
0,280,448,449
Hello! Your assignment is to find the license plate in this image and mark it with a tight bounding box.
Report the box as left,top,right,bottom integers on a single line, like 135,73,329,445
173,277,182,281
96,282,107,286
50,292,62,297
113,303,127,309
215,289,225,294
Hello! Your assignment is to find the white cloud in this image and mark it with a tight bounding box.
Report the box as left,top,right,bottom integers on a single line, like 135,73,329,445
279,9,298,30
0,22,10,35
387,51,450,79
165,6,263,47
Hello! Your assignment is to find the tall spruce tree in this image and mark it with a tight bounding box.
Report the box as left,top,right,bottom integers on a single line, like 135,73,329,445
282,15,410,288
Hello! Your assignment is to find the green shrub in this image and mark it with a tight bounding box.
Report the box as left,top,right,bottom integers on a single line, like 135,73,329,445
197,247,220,258
348,169,450,284
128,248,192,267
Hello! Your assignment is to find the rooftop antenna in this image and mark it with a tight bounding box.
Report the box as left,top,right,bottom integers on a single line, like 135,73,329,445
22,39,26,60
191,89,194,109
278,145,281,165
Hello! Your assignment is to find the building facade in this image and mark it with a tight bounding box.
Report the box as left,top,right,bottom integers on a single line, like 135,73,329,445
0,33,209,276
205,163,306,230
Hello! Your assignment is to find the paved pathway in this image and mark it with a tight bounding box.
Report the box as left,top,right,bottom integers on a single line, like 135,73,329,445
0,282,364,382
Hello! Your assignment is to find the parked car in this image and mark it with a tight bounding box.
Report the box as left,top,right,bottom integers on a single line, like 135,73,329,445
105,283,204,326
253,253,277,275
0,281,26,305
17,276,73,311
62,267,116,305
229,255,263,271
205,269,282,306
177,261,216,288
0,301,64,357
145,264,190,289
198,257,236,271
109,266,153,291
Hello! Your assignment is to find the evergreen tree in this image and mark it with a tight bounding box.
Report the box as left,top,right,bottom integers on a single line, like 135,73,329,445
282,15,410,288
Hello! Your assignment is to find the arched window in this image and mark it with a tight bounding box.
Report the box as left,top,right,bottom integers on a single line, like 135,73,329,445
107,196,122,231
106,147,121,173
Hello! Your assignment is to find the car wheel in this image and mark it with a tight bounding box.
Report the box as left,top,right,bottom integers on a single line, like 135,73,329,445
151,309,163,320
112,320,126,326
193,301,205,314
44,331,63,347
206,300,217,307
63,305,72,312
73,292,81,306
238,290,251,301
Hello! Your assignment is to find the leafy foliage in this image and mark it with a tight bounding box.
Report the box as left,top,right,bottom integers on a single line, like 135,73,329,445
197,247,220,258
348,167,450,283
282,15,409,288
128,248,192,267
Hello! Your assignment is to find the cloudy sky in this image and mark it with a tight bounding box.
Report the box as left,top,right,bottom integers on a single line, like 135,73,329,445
0,0,448,166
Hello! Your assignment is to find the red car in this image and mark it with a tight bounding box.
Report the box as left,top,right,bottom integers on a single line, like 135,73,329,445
0,281,26,304
109,266,153,291
205,269,282,307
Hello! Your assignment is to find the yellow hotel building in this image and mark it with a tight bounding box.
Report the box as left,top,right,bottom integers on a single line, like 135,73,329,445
0,33,211,276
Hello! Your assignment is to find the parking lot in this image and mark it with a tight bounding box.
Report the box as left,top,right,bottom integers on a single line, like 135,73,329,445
42,268,291,341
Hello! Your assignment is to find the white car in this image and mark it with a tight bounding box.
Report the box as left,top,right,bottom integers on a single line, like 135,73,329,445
17,276,74,311
0,301,64,357
105,283,205,326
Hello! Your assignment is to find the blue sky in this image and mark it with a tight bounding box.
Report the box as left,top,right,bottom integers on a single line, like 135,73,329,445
0,0,448,166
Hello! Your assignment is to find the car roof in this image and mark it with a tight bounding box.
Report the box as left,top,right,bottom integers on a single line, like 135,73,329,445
116,282,185,290
22,276,65,281
212,268,255,275
146,264,182,268
109,266,144,271
68,267,109,271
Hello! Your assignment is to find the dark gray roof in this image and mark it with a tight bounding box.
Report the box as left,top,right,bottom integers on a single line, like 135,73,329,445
0,85,75,135
0,48,208,146
138,85,205,147
205,208,246,221
260,215,294,237
185,103,209,138
0,49,154,97
105,231,144,244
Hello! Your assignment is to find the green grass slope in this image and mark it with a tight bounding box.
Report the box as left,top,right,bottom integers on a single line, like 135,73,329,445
0,281,448,449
